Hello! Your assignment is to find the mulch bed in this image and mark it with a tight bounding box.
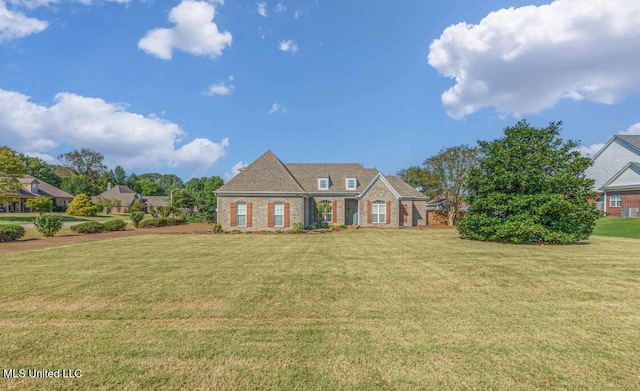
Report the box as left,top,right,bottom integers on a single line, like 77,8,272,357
0,223,213,254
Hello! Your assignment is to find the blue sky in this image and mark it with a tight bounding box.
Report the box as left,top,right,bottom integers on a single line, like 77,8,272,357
1,0,639,182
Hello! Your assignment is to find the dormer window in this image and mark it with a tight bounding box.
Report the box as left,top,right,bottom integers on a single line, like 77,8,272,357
31,183,38,194
318,177,329,190
346,178,357,190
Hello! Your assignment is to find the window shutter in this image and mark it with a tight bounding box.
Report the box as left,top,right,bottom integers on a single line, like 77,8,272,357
386,201,391,224
268,202,274,228
230,202,236,227
367,201,372,224
332,200,337,223
284,202,290,227
246,202,252,227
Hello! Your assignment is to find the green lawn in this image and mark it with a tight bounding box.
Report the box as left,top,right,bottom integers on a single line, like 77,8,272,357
593,216,640,239
0,213,128,225
1,229,639,390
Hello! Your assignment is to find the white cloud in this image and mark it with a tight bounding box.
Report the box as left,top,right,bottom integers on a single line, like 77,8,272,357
278,39,297,53
256,1,267,17
268,102,285,115
0,1,48,43
204,82,234,96
428,0,640,119
293,10,302,19
578,123,640,156
138,0,232,60
274,2,285,13
24,151,61,165
224,160,246,181
0,88,230,170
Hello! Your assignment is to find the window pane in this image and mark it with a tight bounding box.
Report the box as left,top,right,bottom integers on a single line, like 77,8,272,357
274,203,283,214
237,215,246,226
237,203,246,214
274,215,283,226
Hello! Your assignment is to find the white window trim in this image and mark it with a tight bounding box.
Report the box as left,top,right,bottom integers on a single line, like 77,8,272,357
273,203,284,227
319,200,332,223
371,200,386,224
236,202,247,227
610,194,621,207
318,177,329,190
345,177,357,190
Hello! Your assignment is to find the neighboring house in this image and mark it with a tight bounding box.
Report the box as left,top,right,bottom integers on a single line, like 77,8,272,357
425,197,469,225
214,150,429,230
585,135,640,217
92,184,169,213
0,175,73,212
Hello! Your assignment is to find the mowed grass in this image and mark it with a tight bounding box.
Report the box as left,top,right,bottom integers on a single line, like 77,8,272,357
1,230,639,390
593,216,640,239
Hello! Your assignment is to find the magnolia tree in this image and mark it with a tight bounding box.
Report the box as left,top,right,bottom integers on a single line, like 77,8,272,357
457,121,599,244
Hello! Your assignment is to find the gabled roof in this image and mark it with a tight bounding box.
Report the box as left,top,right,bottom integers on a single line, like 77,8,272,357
216,150,305,194
601,162,640,190
18,175,73,199
285,163,377,193
92,185,140,206
591,135,640,160
144,196,169,207
384,175,428,199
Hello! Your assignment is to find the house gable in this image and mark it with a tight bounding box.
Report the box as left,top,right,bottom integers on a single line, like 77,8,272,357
602,162,640,190
585,136,640,190
216,150,304,194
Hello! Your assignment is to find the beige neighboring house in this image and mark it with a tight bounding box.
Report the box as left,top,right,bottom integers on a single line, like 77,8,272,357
214,150,429,231
0,175,73,212
92,184,168,213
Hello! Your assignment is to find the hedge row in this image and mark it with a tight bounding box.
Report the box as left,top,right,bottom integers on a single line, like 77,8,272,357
139,217,185,228
70,220,127,234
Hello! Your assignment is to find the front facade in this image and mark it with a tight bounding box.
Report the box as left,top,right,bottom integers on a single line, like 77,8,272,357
214,150,428,230
92,184,168,213
0,175,73,212
585,135,640,217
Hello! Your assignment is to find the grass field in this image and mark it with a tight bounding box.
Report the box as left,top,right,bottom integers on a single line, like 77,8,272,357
593,216,640,239
0,213,128,226
1,229,639,390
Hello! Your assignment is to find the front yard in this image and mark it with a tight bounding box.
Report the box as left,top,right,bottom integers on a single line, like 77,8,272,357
0,212,128,226
0,229,639,390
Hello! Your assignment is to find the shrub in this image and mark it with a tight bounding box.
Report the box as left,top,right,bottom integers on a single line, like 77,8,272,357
33,214,63,237
340,224,348,229
66,193,97,217
230,229,241,234
26,196,54,214
103,219,126,232
0,225,25,242
291,222,304,233
212,223,224,233
129,199,146,213
138,217,185,228
130,211,145,228
70,221,104,234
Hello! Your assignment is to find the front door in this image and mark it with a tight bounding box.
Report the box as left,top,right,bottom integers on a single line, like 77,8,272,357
345,200,357,225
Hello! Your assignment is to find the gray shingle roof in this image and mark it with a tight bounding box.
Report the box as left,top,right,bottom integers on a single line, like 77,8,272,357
285,163,377,193
144,196,169,207
92,185,139,206
384,175,428,199
216,150,305,193
617,135,640,151
216,150,427,199
18,175,73,199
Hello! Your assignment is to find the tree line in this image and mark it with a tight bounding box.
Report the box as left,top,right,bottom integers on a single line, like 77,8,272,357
0,146,224,212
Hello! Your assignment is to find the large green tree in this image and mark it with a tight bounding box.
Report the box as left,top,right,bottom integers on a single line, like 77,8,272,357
396,165,436,196
457,120,599,244
424,145,478,226
21,155,62,187
184,176,224,211
57,148,108,195
0,147,27,210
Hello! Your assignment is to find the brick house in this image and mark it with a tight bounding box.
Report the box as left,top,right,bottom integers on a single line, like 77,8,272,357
91,184,169,213
585,135,640,217
0,175,73,212
214,150,429,230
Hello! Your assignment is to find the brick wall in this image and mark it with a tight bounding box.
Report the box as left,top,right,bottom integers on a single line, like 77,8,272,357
606,190,640,217
217,196,304,231
359,179,398,227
